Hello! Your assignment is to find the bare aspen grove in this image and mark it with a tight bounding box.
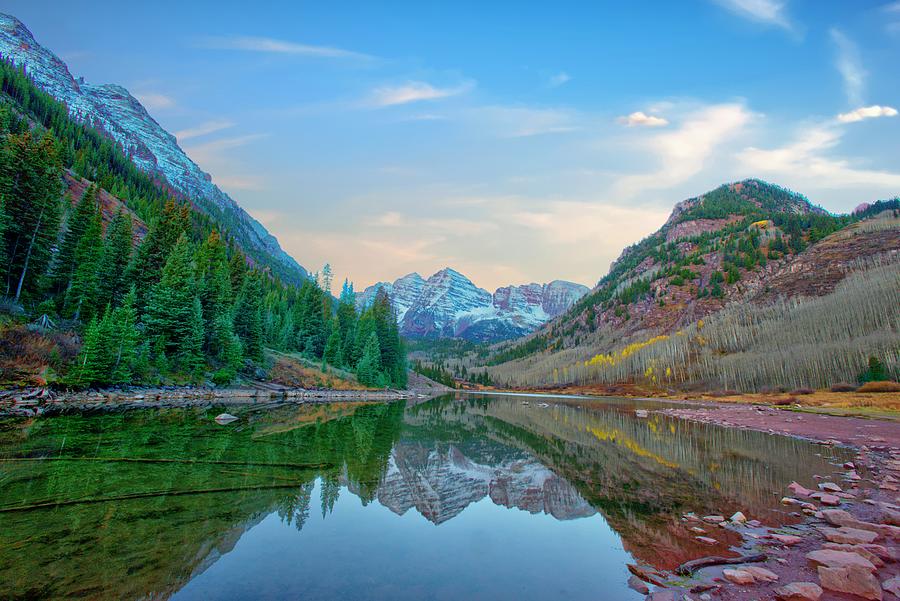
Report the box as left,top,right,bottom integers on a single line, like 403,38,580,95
485,259,899,391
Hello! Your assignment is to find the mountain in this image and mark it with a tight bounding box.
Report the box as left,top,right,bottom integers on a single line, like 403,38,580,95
0,13,306,283
477,179,900,391
358,267,589,342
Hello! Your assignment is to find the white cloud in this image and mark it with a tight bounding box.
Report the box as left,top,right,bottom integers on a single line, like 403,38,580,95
617,111,669,127
837,105,898,123
830,28,866,106
368,81,473,107
175,120,235,142
738,124,900,189
197,35,371,60
182,133,268,165
615,103,753,196
547,72,571,88
213,174,266,191
712,0,792,30
134,92,175,111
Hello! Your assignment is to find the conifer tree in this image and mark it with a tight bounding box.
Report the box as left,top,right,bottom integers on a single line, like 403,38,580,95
95,210,133,307
126,200,189,310
356,332,382,387
323,316,342,367
195,231,239,364
0,131,63,300
228,249,248,305
0,196,8,285
50,184,97,295
337,279,358,366
66,204,102,320
109,288,139,384
145,234,205,373
70,316,105,387
233,271,264,362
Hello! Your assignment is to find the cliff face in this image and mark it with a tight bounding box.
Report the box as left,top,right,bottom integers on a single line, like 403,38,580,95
359,269,588,342
0,13,306,283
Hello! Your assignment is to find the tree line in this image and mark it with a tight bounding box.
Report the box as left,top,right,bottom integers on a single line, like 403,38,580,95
0,60,406,389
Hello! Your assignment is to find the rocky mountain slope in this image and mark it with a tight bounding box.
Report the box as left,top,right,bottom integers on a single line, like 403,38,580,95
472,180,899,390
358,268,589,342
0,13,306,283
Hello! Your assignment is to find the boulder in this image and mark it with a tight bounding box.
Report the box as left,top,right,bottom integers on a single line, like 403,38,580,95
819,482,842,493
627,575,650,594
730,511,747,524
695,536,718,545
820,526,880,545
819,494,841,506
789,481,815,497
805,549,876,571
743,565,779,582
774,582,823,600
822,543,884,567
214,413,238,424
645,592,677,601
723,568,755,585
883,576,900,598
702,515,725,524
817,566,883,600
769,534,803,546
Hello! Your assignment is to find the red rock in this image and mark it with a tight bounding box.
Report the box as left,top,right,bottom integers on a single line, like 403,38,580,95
817,565,883,600
770,534,803,546
805,549,876,571
723,568,755,585
789,481,815,497
822,543,884,567
774,582,823,600
646,592,677,601
743,566,779,582
702,515,725,524
819,482,842,493
695,536,718,545
819,494,841,506
627,575,649,594
820,526,880,545
883,576,900,597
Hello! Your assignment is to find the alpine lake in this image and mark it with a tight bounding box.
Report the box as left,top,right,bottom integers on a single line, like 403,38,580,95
0,393,855,600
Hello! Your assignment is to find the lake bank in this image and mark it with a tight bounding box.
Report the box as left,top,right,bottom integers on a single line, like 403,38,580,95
0,383,446,417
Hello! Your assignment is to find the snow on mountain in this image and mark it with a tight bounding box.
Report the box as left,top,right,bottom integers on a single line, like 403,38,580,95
372,443,595,524
0,13,306,282
359,268,589,342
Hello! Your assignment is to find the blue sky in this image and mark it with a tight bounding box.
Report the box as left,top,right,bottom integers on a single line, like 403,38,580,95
6,0,900,289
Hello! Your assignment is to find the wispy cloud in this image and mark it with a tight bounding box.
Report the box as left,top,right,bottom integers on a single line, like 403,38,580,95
712,0,792,30
175,120,235,142
196,35,371,60
830,28,866,106
738,124,900,189
885,2,900,35
617,111,669,127
182,133,268,166
615,103,752,196
547,72,571,88
134,92,176,111
367,81,473,107
213,174,266,191
837,105,898,123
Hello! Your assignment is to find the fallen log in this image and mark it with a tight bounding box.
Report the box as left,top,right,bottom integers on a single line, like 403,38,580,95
675,553,767,576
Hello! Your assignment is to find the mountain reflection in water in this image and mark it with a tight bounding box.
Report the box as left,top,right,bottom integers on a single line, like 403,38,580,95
0,394,852,600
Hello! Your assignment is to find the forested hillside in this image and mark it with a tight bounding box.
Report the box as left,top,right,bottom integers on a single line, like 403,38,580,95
0,59,406,389
446,181,900,391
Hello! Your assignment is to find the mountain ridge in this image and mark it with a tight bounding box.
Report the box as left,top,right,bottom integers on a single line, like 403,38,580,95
0,12,306,283
359,267,589,342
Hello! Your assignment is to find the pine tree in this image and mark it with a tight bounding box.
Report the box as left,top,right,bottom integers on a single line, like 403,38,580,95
323,316,342,367
0,131,63,300
337,279,358,366
70,317,105,387
228,249,248,305
195,231,239,365
109,288,139,384
50,184,97,295
144,234,205,374
233,271,264,362
65,204,103,320
356,332,382,387
95,210,133,307
126,200,189,310
0,196,8,285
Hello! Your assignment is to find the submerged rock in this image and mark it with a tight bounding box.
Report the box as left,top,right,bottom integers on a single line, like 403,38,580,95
214,413,239,424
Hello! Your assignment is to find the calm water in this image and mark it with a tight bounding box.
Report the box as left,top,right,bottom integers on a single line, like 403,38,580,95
0,394,854,600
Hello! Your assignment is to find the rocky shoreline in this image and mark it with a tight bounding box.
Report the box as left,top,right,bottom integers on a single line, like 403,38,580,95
628,403,900,601
0,384,442,417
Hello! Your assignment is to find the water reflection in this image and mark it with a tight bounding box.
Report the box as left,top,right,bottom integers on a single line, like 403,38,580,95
0,394,852,600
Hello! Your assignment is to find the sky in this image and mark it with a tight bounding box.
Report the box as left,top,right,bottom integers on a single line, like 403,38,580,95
5,0,900,290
